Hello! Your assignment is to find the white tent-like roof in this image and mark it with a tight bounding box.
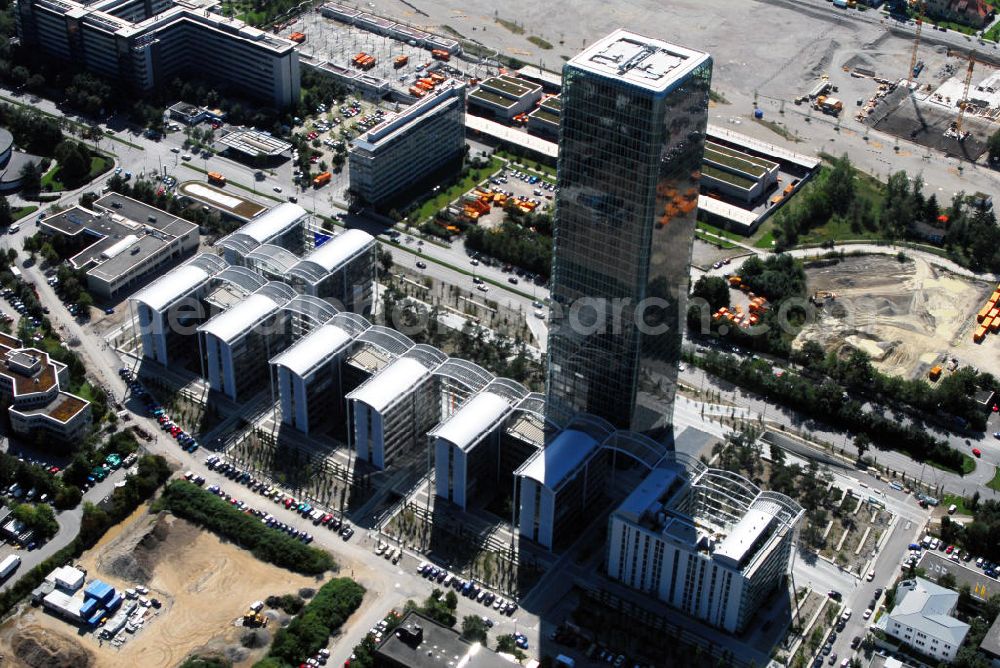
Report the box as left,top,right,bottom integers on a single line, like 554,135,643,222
430,392,511,452
270,323,353,378
131,255,225,312
517,429,600,489
347,356,430,413
198,292,284,343
288,229,374,285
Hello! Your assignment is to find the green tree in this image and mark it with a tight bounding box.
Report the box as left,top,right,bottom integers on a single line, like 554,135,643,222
939,572,957,590
460,615,488,644
0,196,11,229
19,162,41,195
691,275,730,312
988,128,1000,165
54,140,89,184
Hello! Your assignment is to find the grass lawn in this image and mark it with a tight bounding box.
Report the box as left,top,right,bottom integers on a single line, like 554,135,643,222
12,206,37,222
942,493,973,515
928,453,977,477
413,156,503,223
697,221,743,243
932,20,976,35
755,229,776,248
41,156,111,193
795,216,883,245
695,230,736,249
988,466,1000,492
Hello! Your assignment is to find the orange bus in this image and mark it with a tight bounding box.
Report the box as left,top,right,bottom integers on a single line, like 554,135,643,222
207,172,226,186
313,171,332,187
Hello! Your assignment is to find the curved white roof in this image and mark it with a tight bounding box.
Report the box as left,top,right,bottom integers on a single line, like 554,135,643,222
270,323,353,378
229,202,306,244
431,392,510,452
289,229,374,284
347,356,430,412
198,292,283,343
518,429,600,488
132,263,211,312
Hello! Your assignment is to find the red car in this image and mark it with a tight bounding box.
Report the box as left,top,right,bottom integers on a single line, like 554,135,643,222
972,448,982,457
307,132,318,139
48,465,60,474
946,545,955,554
310,155,319,163
321,513,333,524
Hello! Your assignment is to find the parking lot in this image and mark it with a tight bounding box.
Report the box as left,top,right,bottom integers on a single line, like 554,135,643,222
470,166,555,230
917,549,1000,600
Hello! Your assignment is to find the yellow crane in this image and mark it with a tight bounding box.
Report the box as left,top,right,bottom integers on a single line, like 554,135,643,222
907,0,926,87
953,50,979,138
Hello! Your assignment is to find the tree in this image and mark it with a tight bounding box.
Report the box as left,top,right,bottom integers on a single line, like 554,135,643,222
54,141,89,184
989,128,1000,165
19,162,41,195
460,615,488,644
0,196,11,229
496,635,527,662
853,433,870,461
377,247,393,275
939,572,957,590
690,275,730,312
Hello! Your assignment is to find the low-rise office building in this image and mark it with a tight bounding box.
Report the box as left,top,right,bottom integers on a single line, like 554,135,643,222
270,314,366,435
347,351,443,469
348,80,466,211
286,229,376,314
527,95,560,140
374,611,509,668
198,282,297,401
217,202,309,264
15,0,300,108
700,141,779,205
130,253,228,367
39,194,199,300
881,578,970,663
982,613,1000,668
605,451,803,634
0,333,91,443
468,75,542,121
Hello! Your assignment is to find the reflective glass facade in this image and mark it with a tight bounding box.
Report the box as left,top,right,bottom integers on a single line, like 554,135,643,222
546,34,712,439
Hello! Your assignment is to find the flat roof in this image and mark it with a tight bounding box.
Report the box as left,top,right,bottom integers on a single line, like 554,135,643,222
701,164,755,191
356,81,465,150
615,465,684,524
131,261,214,312
481,75,539,98
567,29,710,93
376,611,511,668
518,428,600,489
217,129,292,157
714,507,774,565
14,392,90,423
707,124,821,171
347,356,430,412
430,392,511,452
270,323,353,378
982,615,1000,658
198,292,284,343
470,89,517,109
517,64,563,88
698,195,758,228
178,181,267,221
465,114,558,159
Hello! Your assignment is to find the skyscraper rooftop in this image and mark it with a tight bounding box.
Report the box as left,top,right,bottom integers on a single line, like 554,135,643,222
567,29,710,92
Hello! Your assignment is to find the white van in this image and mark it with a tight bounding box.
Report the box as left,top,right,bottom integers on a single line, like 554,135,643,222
8,224,19,235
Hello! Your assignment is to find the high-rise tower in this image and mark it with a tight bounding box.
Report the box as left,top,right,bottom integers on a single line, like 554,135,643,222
546,30,712,438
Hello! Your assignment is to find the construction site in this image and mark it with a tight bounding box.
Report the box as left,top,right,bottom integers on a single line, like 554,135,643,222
793,255,999,381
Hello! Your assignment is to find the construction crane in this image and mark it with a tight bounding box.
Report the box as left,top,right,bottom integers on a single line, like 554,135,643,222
907,0,926,87
953,50,978,138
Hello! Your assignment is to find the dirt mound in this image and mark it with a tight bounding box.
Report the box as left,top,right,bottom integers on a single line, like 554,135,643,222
98,513,198,584
240,628,271,649
11,628,93,668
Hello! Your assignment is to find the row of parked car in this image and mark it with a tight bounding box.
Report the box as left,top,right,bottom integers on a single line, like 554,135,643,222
120,368,200,453
917,536,999,578
204,455,354,541
416,562,519,617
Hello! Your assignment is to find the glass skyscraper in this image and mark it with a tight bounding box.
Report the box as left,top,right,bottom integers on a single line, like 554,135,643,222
546,30,712,439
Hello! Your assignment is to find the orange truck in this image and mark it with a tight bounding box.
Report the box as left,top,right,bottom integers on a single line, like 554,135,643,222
431,49,450,61
394,55,408,68
207,172,226,186
408,86,426,97
313,171,332,187
288,32,306,43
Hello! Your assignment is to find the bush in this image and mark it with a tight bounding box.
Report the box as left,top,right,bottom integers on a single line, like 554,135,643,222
257,578,365,667
158,481,335,575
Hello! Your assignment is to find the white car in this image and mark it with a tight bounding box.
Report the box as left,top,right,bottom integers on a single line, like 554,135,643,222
273,186,283,193
863,608,873,620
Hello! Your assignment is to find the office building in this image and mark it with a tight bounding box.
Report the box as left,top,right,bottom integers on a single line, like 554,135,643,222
217,202,309,264
374,611,510,668
701,141,779,205
881,578,970,663
39,193,199,300
130,253,228,367
270,314,366,435
348,80,466,210
527,95,561,140
605,449,803,633
546,30,712,437
347,350,443,470
467,75,542,121
981,613,1000,668
0,333,91,443
431,389,518,511
15,0,300,108
197,282,297,401
286,229,376,314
